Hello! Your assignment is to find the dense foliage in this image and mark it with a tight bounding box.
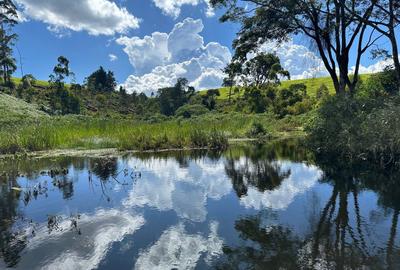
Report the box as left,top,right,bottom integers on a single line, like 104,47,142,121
85,66,117,93
0,0,18,85
307,69,400,167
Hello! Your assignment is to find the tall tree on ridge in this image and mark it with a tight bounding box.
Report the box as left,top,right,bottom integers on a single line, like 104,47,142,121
347,0,400,91
243,53,290,87
210,0,380,94
0,0,18,85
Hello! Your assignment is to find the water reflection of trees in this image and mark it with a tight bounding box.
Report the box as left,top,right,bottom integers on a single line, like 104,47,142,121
90,158,118,181
220,150,400,269
223,142,304,197
311,158,400,269
225,156,291,197
308,170,380,269
0,173,24,267
216,213,302,269
0,156,89,267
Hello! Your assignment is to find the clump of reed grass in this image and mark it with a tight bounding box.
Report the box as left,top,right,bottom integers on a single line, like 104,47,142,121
0,112,307,154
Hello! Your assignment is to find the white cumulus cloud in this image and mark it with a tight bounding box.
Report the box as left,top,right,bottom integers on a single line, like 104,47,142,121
152,0,215,18
258,40,329,80
16,0,140,36
14,209,145,270
123,156,232,222
135,222,223,269
117,18,232,95
258,39,395,80
239,162,323,210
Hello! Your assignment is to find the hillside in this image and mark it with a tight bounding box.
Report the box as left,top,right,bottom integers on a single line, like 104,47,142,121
0,93,48,126
205,74,372,100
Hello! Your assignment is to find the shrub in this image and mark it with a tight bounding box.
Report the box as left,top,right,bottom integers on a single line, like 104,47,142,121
145,113,169,123
316,84,329,100
357,68,398,98
273,84,312,117
190,129,208,147
287,98,315,115
246,121,269,138
208,129,228,150
176,104,209,118
306,93,400,166
243,87,269,113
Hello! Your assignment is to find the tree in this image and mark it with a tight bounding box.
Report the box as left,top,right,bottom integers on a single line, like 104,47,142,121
316,83,330,100
210,0,379,94
49,56,73,87
49,56,80,115
202,89,220,110
0,0,18,85
21,74,36,89
85,66,117,92
243,53,290,87
158,78,195,116
243,87,269,113
223,61,242,103
347,0,400,91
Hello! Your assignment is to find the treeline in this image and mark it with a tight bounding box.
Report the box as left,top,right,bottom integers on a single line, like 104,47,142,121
2,49,322,123
210,0,400,168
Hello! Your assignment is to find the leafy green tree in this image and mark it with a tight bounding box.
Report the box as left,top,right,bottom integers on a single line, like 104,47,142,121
158,78,195,116
202,89,220,110
49,56,80,115
316,84,330,100
244,53,289,87
0,0,18,85
85,66,117,92
243,87,269,113
274,84,308,117
21,74,36,89
223,61,242,103
49,56,73,87
210,0,378,94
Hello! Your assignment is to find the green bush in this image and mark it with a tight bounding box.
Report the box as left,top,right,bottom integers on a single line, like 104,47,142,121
246,121,269,138
208,129,228,150
307,93,400,166
175,104,209,118
316,84,330,100
272,84,316,117
357,68,399,98
190,129,209,147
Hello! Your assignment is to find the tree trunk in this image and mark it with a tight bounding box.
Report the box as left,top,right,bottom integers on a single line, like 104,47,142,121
229,86,232,104
390,34,400,93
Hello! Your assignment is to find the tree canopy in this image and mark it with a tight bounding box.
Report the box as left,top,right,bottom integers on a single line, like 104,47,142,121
243,53,290,87
158,78,195,116
0,0,18,85
85,66,117,93
211,0,381,94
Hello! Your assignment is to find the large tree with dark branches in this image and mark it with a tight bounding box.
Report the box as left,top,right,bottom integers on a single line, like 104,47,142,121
0,0,18,85
347,0,400,91
210,0,380,94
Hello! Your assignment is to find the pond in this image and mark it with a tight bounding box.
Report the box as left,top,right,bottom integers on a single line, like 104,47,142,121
0,140,399,269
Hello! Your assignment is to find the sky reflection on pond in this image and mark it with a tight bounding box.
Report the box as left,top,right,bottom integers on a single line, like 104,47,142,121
0,141,399,269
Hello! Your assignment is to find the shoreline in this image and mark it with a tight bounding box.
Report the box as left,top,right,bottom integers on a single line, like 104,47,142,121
0,132,305,160
0,138,279,160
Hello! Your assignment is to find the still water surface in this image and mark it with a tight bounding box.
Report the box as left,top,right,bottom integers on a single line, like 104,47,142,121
0,141,399,269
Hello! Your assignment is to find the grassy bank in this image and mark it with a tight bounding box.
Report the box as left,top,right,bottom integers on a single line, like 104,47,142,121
0,112,309,155
208,74,372,100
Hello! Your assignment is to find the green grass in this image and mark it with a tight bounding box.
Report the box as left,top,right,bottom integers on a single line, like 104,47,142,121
205,74,372,100
0,93,48,126
11,77,50,88
0,112,309,155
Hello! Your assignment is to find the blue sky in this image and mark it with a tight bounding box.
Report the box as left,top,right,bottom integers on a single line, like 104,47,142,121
13,0,398,94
